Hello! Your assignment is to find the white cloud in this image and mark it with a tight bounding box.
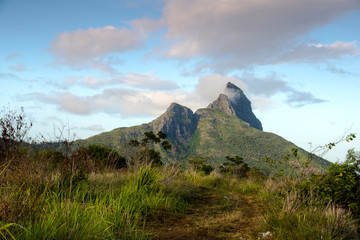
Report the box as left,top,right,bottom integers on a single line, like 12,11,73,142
81,76,109,89
31,88,187,117
122,72,179,90
239,72,327,107
49,26,143,70
58,92,91,115
29,72,327,117
47,1,359,73
277,41,360,64
128,17,165,38
251,95,278,112
193,74,247,106
64,77,80,86
61,72,178,91
154,0,359,72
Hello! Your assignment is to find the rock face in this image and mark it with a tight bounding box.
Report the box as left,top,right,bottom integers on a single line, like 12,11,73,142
208,82,263,131
150,103,199,146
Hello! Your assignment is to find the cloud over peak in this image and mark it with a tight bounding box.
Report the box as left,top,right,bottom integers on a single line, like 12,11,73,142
49,26,143,69
157,0,359,72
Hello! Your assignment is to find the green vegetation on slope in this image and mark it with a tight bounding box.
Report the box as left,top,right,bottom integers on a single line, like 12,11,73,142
79,107,328,175
1,107,357,239
189,108,327,173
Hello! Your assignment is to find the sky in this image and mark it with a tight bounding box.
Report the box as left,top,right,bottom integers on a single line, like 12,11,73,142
1,0,360,162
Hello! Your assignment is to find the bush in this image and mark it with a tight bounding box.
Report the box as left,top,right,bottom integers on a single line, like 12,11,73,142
0,107,32,162
220,156,250,178
186,155,214,175
299,149,360,217
37,149,64,170
82,144,126,169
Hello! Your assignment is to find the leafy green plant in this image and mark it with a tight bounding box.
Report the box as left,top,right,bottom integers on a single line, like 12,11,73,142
186,155,214,175
36,149,64,170
80,144,127,169
299,148,360,217
128,131,172,168
220,156,250,178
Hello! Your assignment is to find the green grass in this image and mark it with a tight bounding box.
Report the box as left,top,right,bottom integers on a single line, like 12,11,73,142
0,155,358,239
1,165,185,240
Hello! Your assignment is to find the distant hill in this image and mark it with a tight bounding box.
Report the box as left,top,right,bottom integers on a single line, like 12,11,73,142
81,82,329,172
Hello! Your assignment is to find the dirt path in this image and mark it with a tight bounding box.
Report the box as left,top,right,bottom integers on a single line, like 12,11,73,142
145,186,261,239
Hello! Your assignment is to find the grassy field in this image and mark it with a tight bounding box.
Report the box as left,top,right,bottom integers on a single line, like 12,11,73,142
0,108,358,239
0,149,358,239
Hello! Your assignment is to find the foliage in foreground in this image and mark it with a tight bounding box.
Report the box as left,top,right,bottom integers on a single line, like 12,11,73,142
0,107,359,239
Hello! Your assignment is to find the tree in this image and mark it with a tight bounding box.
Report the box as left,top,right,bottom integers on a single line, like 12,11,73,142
0,107,32,162
82,144,126,169
128,131,172,168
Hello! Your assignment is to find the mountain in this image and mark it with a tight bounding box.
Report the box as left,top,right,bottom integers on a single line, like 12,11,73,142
208,82,262,130
82,82,329,172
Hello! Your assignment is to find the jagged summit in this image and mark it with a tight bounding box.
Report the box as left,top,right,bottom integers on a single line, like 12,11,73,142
207,94,236,116
150,102,198,146
208,82,263,130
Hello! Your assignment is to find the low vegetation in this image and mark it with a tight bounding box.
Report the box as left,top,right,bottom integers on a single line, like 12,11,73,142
0,107,359,239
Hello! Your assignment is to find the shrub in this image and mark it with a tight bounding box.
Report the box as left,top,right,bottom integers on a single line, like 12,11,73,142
0,107,32,162
186,155,214,175
299,149,360,217
220,156,250,178
37,149,64,170
82,144,126,169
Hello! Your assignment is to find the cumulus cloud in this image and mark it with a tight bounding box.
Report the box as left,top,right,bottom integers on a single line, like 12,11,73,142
61,72,178,91
30,88,188,117
128,17,165,38
49,26,143,70
122,72,179,90
80,76,109,89
47,0,359,73
277,41,360,64
28,72,326,117
154,0,359,72
239,73,327,108
64,77,80,86
193,74,247,105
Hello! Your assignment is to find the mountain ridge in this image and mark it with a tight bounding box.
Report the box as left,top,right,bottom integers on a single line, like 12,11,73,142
83,82,329,172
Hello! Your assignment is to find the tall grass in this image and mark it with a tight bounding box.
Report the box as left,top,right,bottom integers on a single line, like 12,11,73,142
16,166,184,239
258,180,359,240
0,151,358,239
0,160,185,240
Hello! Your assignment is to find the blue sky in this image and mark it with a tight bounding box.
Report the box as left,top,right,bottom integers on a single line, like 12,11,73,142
1,0,360,162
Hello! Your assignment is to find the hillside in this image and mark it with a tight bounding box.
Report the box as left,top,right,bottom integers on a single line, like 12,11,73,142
82,82,329,172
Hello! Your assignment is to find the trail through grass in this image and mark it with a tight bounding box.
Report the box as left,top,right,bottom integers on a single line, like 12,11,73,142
145,185,262,239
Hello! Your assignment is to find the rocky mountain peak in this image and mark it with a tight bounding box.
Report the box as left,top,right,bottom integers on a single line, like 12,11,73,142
150,103,199,146
207,94,236,116
208,82,263,131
